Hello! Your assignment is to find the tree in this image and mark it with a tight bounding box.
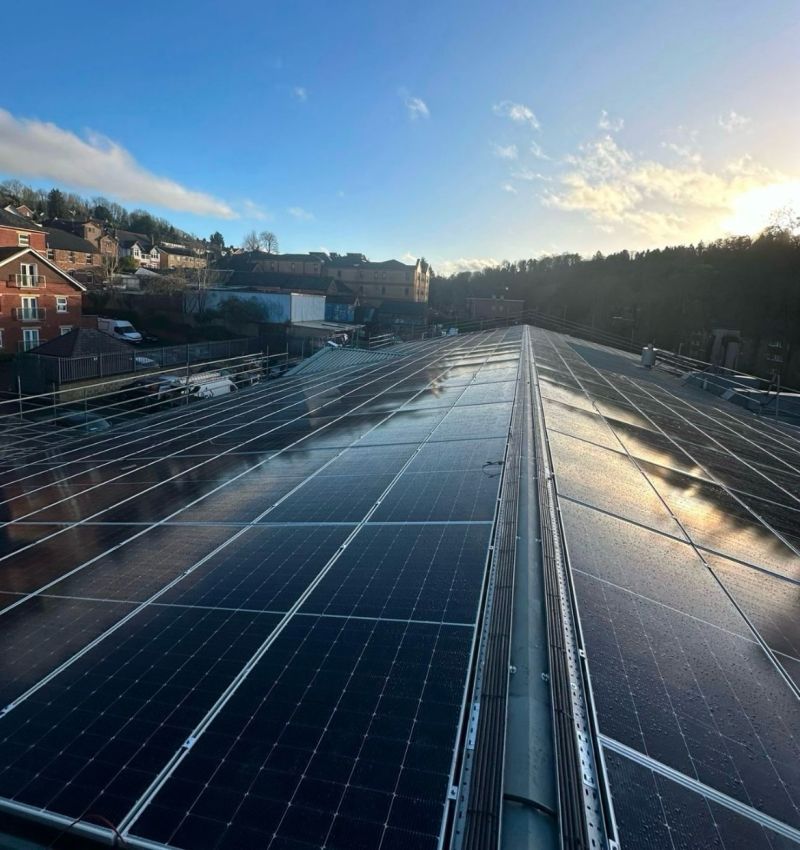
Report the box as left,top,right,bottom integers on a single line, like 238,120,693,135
209,231,225,255
242,230,262,252
260,231,279,254
119,256,139,273
47,188,66,219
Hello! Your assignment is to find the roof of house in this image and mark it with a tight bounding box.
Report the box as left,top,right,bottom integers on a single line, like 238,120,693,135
45,228,98,254
0,207,42,231
0,247,87,290
159,244,197,257
326,254,413,270
28,327,135,358
261,253,323,263
224,271,343,293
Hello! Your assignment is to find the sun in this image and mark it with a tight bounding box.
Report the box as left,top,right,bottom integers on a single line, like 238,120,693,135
721,180,800,235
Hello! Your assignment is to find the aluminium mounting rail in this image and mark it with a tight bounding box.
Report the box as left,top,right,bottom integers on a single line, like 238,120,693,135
529,329,618,850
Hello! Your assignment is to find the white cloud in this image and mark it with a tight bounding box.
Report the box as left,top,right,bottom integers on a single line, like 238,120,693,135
492,143,518,160
241,199,271,221
434,257,501,276
598,110,624,132
288,206,314,221
511,168,549,182
661,141,702,164
543,132,789,241
492,101,540,130
530,140,550,160
0,108,236,218
718,110,751,132
501,183,518,194
400,89,430,120
292,86,308,102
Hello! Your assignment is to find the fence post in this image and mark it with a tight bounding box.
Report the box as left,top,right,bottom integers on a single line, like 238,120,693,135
185,345,191,406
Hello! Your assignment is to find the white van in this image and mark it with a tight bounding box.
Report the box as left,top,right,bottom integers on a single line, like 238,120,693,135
184,372,238,399
97,317,143,343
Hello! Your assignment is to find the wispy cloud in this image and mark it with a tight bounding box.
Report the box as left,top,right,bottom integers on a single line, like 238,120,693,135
292,86,308,102
501,183,518,194
492,143,518,161
598,110,624,132
435,256,501,276
530,140,550,160
718,110,751,132
399,89,430,120
0,108,236,218
241,199,271,221
512,168,550,182
543,132,785,240
492,100,540,130
288,206,314,221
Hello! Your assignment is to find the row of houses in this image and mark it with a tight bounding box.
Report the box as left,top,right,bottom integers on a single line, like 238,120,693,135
0,206,208,282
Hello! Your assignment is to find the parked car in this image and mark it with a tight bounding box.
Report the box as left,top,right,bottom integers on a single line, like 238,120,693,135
97,317,143,344
185,373,238,399
120,375,188,406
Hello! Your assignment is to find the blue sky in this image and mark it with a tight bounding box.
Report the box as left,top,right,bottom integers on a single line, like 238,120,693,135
2,0,798,273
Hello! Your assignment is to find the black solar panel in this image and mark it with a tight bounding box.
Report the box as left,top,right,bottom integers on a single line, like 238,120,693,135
0,328,520,849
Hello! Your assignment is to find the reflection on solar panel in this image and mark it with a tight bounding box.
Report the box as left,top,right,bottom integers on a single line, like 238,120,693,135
531,326,800,849
0,327,523,850
2,323,798,850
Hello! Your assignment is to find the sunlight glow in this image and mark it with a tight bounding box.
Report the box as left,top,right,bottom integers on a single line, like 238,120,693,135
721,180,800,235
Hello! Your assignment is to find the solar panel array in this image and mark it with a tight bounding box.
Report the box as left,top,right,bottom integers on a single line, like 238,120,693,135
530,327,800,849
0,328,523,849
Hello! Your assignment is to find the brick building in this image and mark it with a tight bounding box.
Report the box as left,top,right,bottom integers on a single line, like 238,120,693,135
46,218,118,257
159,244,208,271
44,229,103,281
0,208,46,252
0,248,86,352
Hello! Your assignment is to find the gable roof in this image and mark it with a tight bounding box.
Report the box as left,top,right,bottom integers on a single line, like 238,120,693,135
159,244,197,257
0,248,87,291
0,207,42,231
45,228,98,254
28,327,137,358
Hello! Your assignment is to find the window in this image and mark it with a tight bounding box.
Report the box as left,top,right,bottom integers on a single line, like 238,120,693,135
382,273,387,280
56,296,68,313
22,328,39,351
59,325,73,335
0,330,3,349
17,232,30,247
85,253,92,264
68,252,76,263
404,287,409,296
19,263,38,287
47,248,55,261
374,272,378,280
313,265,319,273
381,286,386,295
290,263,296,271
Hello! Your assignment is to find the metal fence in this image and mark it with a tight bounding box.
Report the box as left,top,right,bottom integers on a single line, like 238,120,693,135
19,338,263,387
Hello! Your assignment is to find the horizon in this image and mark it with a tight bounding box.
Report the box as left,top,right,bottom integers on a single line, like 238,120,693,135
2,0,798,274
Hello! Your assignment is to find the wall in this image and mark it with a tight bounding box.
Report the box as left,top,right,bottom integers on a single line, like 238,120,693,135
0,226,47,252
194,290,325,324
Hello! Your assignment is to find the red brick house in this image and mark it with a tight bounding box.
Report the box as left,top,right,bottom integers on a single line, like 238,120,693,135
0,207,46,252
0,247,86,353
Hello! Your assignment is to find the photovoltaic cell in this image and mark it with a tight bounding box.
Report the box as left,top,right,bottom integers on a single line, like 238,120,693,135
127,617,474,850
0,606,281,823
301,523,492,623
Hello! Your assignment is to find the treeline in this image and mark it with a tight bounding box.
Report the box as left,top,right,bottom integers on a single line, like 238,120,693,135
431,227,800,352
0,178,206,247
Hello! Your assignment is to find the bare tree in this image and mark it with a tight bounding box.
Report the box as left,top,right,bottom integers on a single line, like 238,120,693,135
242,230,262,252
260,231,279,254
